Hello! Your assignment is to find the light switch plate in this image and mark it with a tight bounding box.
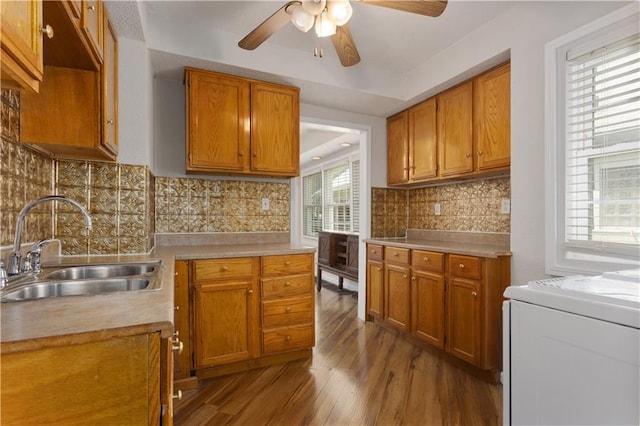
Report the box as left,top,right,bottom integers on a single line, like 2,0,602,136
262,198,270,211
435,203,441,216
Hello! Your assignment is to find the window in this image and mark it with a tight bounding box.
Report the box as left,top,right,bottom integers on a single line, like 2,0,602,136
303,172,322,237
546,5,640,275
302,158,360,238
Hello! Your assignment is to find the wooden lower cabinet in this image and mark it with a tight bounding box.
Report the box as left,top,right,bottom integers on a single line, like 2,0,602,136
411,269,445,349
186,253,314,379
366,243,510,379
1,332,167,425
191,257,260,368
447,277,481,364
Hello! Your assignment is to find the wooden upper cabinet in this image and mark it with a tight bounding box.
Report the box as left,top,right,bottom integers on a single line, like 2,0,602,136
437,81,473,177
101,11,117,157
409,98,437,181
250,82,300,176
387,110,409,185
0,0,44,92
42,0,104,71
81,0,103,64
185,69,250,173
474,62,511,171
185,67,300,177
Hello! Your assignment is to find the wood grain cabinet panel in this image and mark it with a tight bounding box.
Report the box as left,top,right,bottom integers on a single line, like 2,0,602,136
447,277,482,365
0,0,44,92
1,333,162,424
185,67,300,177
384,262,411,333
173,260,190,380
474,62,511,171
387,110,409,185
81,0,103,64
409,98,438,181
101,11,118,156
437,81,474,177
366,257,384,319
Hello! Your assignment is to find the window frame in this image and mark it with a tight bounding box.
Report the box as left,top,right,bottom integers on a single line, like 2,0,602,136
301,153,360,238
544,3,640,276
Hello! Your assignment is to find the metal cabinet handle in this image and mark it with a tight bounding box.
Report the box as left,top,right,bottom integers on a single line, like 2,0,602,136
247,289,254,295
411,276,416,281
459,263,465,269
424,257,430,263
376,267,381,271
41,25,54,39
478,150,483,155
285,335,292,341
107,119,114,125
284,281,291,287
393,252,399,257
221,266,229,271
285,261,291,266
173,390,183,400
285,306,291,313
87,5,96,11
172,339,184,354
472,291,478,297
465,153,471,158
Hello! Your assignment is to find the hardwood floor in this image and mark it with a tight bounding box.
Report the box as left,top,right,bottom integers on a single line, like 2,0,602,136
175,285,503,425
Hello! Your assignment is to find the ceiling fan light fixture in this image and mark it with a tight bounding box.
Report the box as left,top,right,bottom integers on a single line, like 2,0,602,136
326,0,352,26
290,4,315,32
315,10,336,37
301,0,326,16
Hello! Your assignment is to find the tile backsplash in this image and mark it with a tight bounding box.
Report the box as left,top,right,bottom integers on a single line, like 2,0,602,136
155,177,290,233
371,177,511,237
0,90,55,247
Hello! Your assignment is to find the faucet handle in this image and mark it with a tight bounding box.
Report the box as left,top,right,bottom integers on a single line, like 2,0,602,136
0,260,7,289
28,239,54,275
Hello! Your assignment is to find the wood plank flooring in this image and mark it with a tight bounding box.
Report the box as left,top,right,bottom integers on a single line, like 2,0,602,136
175,286,502,425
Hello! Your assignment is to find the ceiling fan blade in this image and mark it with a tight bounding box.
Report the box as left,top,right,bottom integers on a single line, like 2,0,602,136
331,24,361,67
359,0,447,17
238,1,299,50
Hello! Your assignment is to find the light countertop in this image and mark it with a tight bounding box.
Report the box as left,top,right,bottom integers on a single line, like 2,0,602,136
1,241,315,352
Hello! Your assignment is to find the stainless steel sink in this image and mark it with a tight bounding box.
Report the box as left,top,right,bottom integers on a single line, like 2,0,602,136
44,263,159,280
1,261,162,303
1,278,151,302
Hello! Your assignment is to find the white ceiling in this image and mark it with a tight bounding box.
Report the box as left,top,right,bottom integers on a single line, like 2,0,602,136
104,0,516,163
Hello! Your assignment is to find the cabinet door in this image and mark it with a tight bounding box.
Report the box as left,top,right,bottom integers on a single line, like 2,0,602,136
81,0,103,63
447,277,481,366
1,334,159,424
384,262,411,332
101,14,117,156
387,110,409,185
186,69,250,172
366,259,384,319
0,0,44,92
250,82,300,176
192,280,258,368
474,62,510,170
173,260,190,379
411,269,445,349
437,81,473,177
409,98,437,181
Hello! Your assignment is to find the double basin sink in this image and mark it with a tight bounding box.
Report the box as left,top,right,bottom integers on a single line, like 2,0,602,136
1,261,162,303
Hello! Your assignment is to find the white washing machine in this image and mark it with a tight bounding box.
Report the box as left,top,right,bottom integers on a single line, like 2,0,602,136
503,269,640,426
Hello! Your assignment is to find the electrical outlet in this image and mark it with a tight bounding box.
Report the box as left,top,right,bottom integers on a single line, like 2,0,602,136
434,203,441,216
261,198,270,211
501,199,511,214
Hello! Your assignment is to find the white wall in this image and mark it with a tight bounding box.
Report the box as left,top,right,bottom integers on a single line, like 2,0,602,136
116,38,154,168
153,78,186,177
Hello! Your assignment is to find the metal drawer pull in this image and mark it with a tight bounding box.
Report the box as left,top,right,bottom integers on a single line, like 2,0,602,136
221,266,229,271
284,281,291,287
393,252,399,257
459,263,465,269
285,335,292,341
285,307,291,312
285,261,291,266
424,257,430,263
472,291,478,297
87,5,96,11
173,390,183,400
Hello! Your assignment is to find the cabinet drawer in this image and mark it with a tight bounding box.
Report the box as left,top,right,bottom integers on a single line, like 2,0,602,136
192,258,254,282
262,297,313,328
412,250,445,272
384,246,410,264
262,254,313,276
261,274,312,299
367,244,383,261
448,255,482,279
262,324,314,354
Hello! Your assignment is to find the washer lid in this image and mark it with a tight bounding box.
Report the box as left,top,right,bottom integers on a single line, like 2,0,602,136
505,270,640,328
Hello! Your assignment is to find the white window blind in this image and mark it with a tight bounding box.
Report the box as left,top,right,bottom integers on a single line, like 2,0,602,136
352,160,360,233
565,32,640,251
323,162,351,232
302,172,322,237
546,5,640,276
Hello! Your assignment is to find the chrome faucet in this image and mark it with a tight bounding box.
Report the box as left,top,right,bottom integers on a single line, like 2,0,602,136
5,195,92,278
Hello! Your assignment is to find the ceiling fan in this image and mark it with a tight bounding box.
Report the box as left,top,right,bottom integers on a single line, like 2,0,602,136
238,0,448,67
